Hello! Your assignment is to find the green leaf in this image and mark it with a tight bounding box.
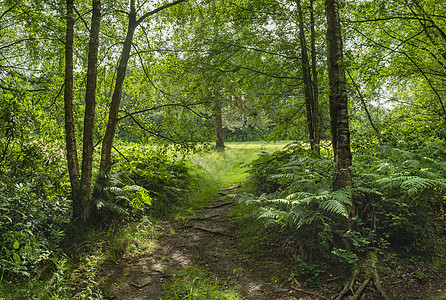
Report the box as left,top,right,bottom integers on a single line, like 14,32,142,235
13,240,19,250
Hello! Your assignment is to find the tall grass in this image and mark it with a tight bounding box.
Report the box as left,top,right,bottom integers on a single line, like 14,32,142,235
190,141,292,187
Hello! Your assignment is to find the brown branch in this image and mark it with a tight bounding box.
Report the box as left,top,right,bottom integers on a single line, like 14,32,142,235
346,69,382,146
0,1,19,21
135,0,187,27
352,27,446,116
118,102,211,122
73,6,90,32
218,42,300,60
126,112,177,143
229,64,301,80
350,16,440,24
112,146,130,162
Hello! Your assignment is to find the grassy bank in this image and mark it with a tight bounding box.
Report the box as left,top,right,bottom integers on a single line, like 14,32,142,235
190,141,292,187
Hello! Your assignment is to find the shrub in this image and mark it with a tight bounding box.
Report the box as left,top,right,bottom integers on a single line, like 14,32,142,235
115,146,198,218
0,144,70,282
239,141,446,283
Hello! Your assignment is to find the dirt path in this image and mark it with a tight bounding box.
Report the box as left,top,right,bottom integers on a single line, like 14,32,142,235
99,185,307,299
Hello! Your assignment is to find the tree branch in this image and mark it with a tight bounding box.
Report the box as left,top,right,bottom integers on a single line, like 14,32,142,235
125,112,177,143
118,102,212,122
135,0,187,27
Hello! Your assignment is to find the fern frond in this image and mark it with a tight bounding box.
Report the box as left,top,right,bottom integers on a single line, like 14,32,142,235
318,199,348,218
332,188,353,204
418,169,441,179
291,208,323,228
94,199,129,216
401,177,446,195
108,186,122,194
354,186,383,196
270,173,301,180
259,207,289,225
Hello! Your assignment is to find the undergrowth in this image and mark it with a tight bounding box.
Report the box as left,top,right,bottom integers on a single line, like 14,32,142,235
0,143,220,299
162,266,244,300
235,141,446,287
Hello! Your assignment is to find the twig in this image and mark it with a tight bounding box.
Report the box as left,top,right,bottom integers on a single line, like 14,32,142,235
389,279,404,285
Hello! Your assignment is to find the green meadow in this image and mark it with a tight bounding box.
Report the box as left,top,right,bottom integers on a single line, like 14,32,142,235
190,141,292,187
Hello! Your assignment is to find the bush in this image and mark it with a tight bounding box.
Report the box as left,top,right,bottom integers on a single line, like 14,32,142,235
0,143,70,282
115,146,198,218
239,141,446,283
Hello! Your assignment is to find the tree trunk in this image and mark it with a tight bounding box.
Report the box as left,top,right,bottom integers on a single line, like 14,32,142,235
64,0,81,218
99,0,186,172
215,94,224,149
75,0,101,224
99,2,137,173
325,0,353,194
296,0,316,154
310,0,320,156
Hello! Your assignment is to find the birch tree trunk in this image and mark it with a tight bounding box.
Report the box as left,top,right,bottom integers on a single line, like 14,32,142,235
325,0,353,195
99,0,187,173
99,2,136,172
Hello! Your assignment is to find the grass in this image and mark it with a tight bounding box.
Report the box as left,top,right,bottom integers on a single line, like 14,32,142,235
162,266,244,300
190,141,292,187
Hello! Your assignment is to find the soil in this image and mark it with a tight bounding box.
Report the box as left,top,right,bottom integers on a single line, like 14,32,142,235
96,184,446,300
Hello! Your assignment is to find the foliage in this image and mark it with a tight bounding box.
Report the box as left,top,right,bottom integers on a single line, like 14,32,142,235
92,171,151,223
115,146,199,218
353,143,446,253
0,143,70,283
162,266,244,300
240,141,446,283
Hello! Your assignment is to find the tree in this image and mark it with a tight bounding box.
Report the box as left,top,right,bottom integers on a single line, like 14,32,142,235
346,0,446,144
63,0,187,225
64,0,101,224
296,0,320,155
99,0,186,172
325,0,352,193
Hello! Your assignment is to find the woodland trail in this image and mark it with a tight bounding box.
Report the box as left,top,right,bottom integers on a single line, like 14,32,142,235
97,184,311,299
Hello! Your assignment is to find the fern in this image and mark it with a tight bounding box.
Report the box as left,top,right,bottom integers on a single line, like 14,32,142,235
93,172,151,218
377,175,446,195
258,188,352,228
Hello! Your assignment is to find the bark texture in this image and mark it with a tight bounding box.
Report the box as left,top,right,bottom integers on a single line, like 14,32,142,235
296,0,315,152
77,0,101,223
309,0,320,156
325,0,353,192
64,0,81,217
214,94,224,149
99,1,137,172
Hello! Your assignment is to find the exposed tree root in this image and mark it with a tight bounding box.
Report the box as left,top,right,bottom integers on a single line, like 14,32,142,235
179,225,235,238
335,252,389,300
189,214,220,221
204,202,232,209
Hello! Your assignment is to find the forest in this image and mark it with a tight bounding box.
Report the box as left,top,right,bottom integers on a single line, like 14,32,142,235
0,0,445,299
